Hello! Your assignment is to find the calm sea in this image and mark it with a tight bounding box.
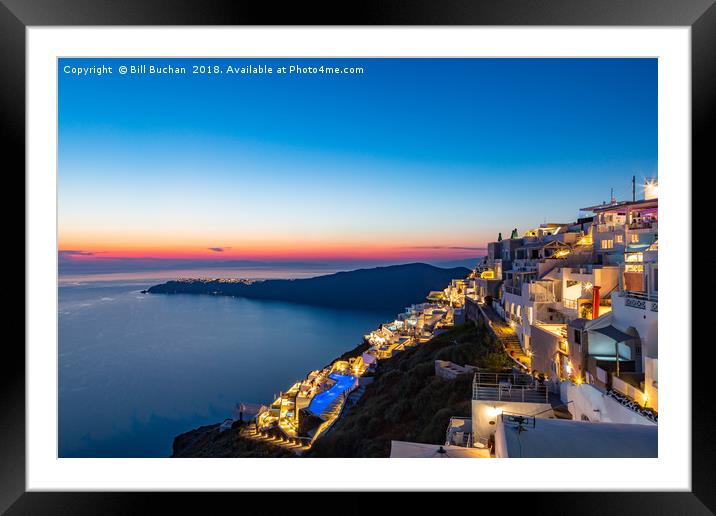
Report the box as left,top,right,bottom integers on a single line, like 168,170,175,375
58,270,393,457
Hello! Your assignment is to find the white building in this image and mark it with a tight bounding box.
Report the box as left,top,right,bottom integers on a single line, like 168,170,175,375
563,239,658,422
494,414,657,458
469,371,555,447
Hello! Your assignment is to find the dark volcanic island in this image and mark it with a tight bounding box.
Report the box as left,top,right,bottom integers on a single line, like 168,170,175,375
146,263,471,313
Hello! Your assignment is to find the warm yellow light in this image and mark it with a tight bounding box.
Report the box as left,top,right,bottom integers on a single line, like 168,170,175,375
644,179,658,200
583,282,593,292
575,377,583,385
487,405,501,418
577,234,593,246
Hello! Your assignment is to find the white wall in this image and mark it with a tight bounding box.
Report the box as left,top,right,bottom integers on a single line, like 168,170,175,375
561,382,656,426
645,357,659,411
494,420,509,458
472,400,553,442
610,293,658,358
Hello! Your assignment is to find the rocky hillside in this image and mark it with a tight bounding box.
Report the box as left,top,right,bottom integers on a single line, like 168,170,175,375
171,322,511,458
306,322,511,458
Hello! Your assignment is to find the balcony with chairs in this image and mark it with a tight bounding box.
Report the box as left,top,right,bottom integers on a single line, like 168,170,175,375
472,372,549,404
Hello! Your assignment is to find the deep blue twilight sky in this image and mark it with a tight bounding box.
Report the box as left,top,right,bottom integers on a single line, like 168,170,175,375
58,58,657,271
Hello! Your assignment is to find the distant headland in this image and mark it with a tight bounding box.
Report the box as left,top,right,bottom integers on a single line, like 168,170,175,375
146,263,471,313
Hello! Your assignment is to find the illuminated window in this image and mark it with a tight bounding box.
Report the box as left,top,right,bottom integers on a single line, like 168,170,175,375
601,239,614,249
615,234,624,243
630,233,640,243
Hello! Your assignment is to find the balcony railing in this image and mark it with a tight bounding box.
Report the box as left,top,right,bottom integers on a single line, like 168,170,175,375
596,223,625,233
621,290,658,303
504,285,522,296
511,263,538,272
445,417,473,448
529,283,556,303
472,372,549,404
624,297,657,312
627,221,657,231
563,298,578,310
625,298,646,309
567,264,596,274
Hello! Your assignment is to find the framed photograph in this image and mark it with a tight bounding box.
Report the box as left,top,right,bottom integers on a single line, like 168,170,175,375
6,0,712,512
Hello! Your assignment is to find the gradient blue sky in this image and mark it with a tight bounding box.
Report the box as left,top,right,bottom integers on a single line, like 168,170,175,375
58,58,657,268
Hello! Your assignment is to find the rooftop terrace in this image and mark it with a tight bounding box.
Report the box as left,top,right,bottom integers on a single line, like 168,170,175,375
472,372,549,404
496,416,657,458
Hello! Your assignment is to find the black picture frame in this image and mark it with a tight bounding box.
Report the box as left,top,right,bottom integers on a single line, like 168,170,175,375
4,0,711,513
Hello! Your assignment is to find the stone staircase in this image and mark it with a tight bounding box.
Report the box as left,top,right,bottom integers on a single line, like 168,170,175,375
317,395,344,421
239,424,310,454
479,304,530,368
344,384,367,409
241,381,365,453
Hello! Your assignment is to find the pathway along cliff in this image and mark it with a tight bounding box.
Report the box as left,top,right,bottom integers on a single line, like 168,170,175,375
171,322,511,458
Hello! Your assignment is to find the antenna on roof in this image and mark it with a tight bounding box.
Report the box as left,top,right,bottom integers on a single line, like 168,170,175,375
632,175,636,202
610,188,615,204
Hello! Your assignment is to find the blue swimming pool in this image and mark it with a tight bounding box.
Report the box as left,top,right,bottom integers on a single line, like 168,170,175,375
308,373,357,416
